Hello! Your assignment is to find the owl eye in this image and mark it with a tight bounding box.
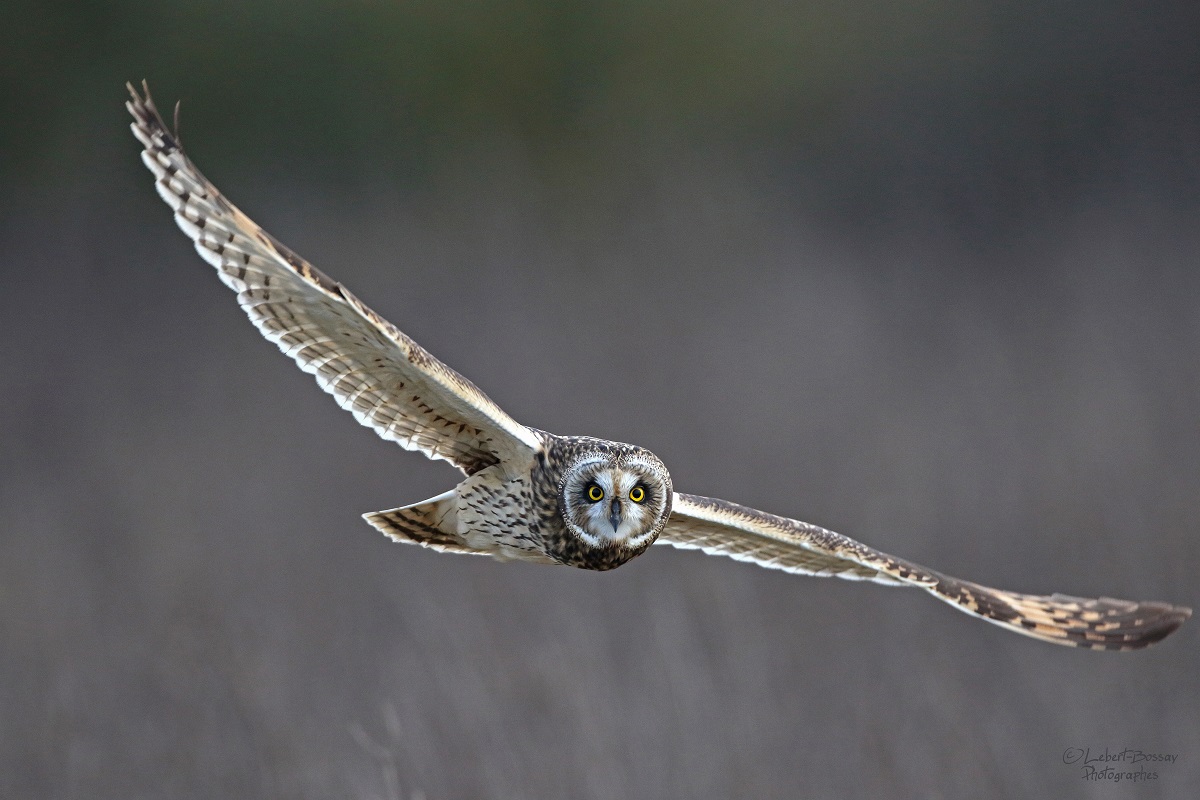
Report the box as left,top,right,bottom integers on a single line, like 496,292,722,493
586,484,604,502
629,486,646,503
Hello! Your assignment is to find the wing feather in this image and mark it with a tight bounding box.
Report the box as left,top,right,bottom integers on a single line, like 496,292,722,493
127,82,542,475
659,493,1190,650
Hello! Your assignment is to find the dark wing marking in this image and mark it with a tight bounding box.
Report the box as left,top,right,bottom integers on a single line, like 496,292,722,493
127,82,542,475
658,493,1190,651
361,490,484,555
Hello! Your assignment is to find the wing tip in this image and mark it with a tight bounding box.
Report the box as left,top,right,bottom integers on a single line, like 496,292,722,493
1054,597,1191,652
1121,601,1190,650
126,79,182,153
938,578,1192,651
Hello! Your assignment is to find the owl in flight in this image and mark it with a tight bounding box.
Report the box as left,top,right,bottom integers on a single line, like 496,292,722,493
128,82,1190,651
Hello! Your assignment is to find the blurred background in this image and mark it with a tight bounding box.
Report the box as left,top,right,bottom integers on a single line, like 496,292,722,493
2,1,1198,797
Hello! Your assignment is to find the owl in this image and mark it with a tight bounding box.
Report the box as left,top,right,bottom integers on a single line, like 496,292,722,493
127,82,1190,651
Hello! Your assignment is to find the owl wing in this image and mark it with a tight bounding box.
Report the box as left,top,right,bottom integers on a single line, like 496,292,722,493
127,82,543,475
658,493,1190,650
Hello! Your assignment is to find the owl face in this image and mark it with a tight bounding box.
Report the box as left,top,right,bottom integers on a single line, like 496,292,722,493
559,447,673,556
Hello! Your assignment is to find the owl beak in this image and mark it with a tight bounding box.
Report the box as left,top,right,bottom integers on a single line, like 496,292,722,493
609,499,622,532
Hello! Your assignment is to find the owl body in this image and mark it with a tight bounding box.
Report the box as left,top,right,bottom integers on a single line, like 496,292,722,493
366,433,674,571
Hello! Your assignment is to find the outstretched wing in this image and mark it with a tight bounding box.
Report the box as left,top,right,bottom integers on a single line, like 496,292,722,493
659,493,1190,650
127,82,542,475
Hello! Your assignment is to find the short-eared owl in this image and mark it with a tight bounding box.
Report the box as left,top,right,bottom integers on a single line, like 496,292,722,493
128,82,1190,651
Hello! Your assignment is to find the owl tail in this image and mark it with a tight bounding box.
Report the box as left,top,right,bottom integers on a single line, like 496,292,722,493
363,489,479,555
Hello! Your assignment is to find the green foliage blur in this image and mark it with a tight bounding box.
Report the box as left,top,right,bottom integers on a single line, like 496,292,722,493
7,1,1197,238
6,1,917,173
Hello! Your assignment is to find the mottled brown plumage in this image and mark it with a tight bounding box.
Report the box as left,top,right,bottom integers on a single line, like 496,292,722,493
128,81,1190,651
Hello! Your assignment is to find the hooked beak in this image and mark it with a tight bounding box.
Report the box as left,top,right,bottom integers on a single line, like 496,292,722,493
609,499,622,532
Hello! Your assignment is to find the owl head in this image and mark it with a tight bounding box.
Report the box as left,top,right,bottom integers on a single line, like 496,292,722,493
556,443,673,569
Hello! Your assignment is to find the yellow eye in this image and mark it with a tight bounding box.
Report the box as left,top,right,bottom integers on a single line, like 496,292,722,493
587,484,604,502
629,486,646,503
